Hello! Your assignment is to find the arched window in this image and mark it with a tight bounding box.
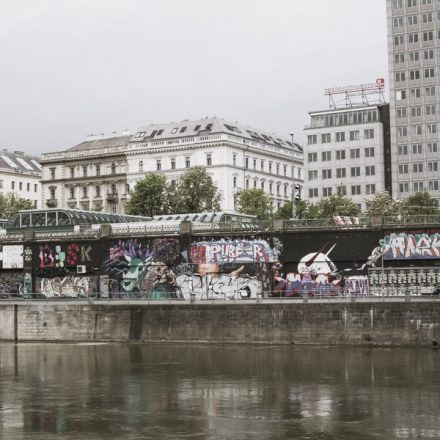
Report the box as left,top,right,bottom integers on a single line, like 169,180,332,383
139,161,143,172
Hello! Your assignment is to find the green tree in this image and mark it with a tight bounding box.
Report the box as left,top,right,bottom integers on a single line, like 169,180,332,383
237,189,272,220
0,192,34,219
273,201,293,220
125,174,170,216
172,167,222,213
402,191,438,215
364,190,400,217
315,194,360,219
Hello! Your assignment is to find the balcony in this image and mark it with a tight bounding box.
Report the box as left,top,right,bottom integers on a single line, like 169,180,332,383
46,199,58,207
106,193,118,203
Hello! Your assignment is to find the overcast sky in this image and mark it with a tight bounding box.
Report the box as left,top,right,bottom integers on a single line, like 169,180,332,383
0,0,388,155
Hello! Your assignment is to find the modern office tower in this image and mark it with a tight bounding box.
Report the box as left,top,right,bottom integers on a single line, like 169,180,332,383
387,0,440,202
303,103,391,211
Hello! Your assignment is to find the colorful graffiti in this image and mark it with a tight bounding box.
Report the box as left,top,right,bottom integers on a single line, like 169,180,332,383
102,239,181,297
0,272,25,295
37,243,93,269
189,239,274,264
380,232,440,260
37,276,97,298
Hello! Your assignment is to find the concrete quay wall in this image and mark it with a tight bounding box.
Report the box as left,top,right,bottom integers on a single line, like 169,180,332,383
1,302,440,346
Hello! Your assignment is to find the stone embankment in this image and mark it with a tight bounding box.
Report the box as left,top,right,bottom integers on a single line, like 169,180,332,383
0,301,439,346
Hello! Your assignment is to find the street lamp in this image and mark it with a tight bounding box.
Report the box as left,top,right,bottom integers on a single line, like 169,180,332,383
290,133,296,219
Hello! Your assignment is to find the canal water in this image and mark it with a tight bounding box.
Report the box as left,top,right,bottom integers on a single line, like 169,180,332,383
0,343,439,439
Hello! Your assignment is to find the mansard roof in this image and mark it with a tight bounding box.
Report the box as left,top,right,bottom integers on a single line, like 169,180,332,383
0,149,41,174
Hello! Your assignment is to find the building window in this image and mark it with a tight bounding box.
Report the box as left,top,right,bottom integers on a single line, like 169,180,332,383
323,187,332,197
34,184,37,192
409,69,420,80
171,158,176,169
336,168,346,178
95,186,100,197
233,177,237,188
246,179,249,189
245,157,249,169
233,154,237,166
428,143,438,153
365,147,375,157
50,168,56,179
139,161,144,172
308,152,317,162
253,158,257,170
307,135,317,145
206,154,212,166
349,130,360,141
412,144,423,154
398,145,408,155
413,181,424,192
428,181,439,191
336,150,346,160
321,133,331,143
322,169,332,179
70,167,74,178
260,159,264,171
261,181,264,191
427,123,437,134
399,182,409,193
350,148,360,159
364,129,374,139
70,187,75,199
335,132,346,142
413,162,423,173
269,183,273,194
185,157,190,168
308,188,318,198
277,184,280,196
126,184,130,194
336,186,346,196
82,166,87,177
399,164,409,174
351,185,361,195
283,165,287,176
111,184,117,195
351,167,361,177
428,161,438,172
365,166,375,176
156,160,161,171
366,184,376,195
111,163,116,174
254,180,257,189
26,183,30,191
96,164,100,176
269,162,272,173
321,151,331,161
308,170,318,181
50,188,56,199
82,187,88,198
19,182,22,190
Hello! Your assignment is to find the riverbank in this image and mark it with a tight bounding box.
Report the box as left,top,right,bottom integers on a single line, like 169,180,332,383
1,300,439,346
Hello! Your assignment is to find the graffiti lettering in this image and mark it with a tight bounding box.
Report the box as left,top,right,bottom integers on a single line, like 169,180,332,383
39,244,55,268
190,240,273,264
66,243,79,266
381,233,440,260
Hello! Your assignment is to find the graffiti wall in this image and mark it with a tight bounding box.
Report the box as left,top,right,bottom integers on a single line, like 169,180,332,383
1,227,440,298
380,231,440,260
36,276,98,298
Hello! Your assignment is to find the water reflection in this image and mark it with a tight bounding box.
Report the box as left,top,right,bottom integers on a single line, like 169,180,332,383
0,343,439,439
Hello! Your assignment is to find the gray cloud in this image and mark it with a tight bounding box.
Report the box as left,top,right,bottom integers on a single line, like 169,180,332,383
0,0,388,154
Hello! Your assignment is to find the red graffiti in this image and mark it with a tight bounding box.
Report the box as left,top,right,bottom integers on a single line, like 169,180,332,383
66,243,80,266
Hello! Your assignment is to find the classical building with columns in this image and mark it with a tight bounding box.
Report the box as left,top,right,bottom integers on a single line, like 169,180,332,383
40,118,303,214
127,117,303,212
40,134,131,213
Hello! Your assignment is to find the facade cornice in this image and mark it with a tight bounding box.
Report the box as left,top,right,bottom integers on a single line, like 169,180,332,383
41,173,128,184
0,168,41,179
40,152,127,165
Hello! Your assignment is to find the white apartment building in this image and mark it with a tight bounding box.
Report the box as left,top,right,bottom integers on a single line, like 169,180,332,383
40,135,131,213
387,0,440,202
0,149,41,209
303,104,391,211
127,117,304,212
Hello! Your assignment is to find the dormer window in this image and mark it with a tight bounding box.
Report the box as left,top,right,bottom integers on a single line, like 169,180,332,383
205,123,213,130
171,128,178,134
180,127,187,133
194,125,201,131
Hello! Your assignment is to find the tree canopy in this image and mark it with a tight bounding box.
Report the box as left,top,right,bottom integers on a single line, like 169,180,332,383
172,167,221,213
125,167,221,216
402,191,438,215
237,189,272,220
364,191,400,218
0,192,34,219
125,174,171,217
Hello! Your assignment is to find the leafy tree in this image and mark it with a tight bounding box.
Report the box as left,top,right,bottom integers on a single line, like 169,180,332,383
402,191,438,215
364,191,400,217
314,194,360,219
125,174,170,216
0,192,34,219
273,201,293,220
172,167,222,213
237,189,272,220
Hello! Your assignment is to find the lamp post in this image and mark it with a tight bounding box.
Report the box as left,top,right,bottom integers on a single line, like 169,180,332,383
290,133,296,219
